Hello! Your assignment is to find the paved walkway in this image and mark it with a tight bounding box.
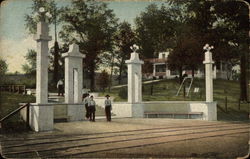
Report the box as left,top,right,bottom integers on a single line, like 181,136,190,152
0,118,249,158
111,79,161,88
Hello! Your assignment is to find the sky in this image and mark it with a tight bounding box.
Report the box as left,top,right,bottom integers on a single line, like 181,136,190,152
0,0,167,73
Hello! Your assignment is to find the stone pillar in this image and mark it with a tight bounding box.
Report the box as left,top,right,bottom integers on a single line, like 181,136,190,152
203,44,214,102
62,43,85,121
213,65,217,79
30,19,53,132
153,64,156,77
126,48,144,103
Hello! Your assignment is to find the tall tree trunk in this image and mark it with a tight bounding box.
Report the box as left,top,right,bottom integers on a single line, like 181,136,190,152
178,66,183,84
118,58,125,84
240,54,248,101
108,55,114,92
191,67,195,78
53,41,60,85
89,65,95,92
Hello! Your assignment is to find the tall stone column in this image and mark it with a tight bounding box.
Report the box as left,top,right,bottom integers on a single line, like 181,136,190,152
36,21,51,103
203,44,214,102
30,12,53,132
126,45,144,103
62,43,85,121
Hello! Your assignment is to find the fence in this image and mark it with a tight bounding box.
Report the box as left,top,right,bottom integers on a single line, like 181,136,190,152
0,85,26,94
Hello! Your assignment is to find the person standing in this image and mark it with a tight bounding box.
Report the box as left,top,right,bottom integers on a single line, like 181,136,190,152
104,95,112,122
57,79,64,96
88,96,96,122
83,93,90,119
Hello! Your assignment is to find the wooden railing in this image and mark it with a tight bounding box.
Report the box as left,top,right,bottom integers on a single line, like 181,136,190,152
0,85,26,94
0,103,30,129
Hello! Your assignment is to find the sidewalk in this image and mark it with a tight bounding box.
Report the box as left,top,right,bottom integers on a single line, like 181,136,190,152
1,118,249,158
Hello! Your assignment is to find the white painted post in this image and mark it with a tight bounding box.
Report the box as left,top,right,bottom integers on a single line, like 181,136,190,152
203,44,214,102
125,45,144,103
30,9,53,132
153,64,156,77
62,43,85,121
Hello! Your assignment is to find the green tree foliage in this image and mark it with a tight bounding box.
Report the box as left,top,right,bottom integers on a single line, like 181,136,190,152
25,0,57,34
213,1,249,101
0,59,8,75
59,0,118,91
114,21,135,84
181,0,248,100
25,0,63,87
135,3,176,58
97,70,110,92
22,49,36,75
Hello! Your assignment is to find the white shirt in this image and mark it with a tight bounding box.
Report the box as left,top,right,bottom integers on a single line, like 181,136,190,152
84,97,90,105
57,80,63,88
105,99,111,106
88,99,96,107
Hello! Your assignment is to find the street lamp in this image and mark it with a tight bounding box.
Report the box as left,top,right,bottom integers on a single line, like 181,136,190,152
34,7,52,23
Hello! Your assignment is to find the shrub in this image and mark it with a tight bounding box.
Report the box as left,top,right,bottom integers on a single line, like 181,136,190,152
118,87,127,99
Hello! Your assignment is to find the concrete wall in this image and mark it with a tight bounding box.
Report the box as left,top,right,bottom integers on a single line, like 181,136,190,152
112,103,132,117
112,101,217,121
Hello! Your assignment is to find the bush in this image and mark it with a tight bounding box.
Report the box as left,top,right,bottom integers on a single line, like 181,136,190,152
118,87,127,99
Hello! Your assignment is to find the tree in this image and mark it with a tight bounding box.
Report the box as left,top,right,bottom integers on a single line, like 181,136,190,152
25,0,56,34
25,0,62,86
135,3,177,58
168,0,248,101
100,50,117,92
0,59,8,75
97,70,110,92
213,1,248,101
22,49,37,75
59,0,118,91
114,21,135,84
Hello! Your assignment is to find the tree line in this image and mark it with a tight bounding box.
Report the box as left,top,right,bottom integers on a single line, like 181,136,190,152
23,0,248,101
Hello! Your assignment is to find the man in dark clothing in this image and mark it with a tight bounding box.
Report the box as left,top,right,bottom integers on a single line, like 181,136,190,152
88,96,96,122
83,93,90,119
104,95,112,122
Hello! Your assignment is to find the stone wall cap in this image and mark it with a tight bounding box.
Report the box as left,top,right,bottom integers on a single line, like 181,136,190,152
62,43,86,58
203,60,214,64
125,52,144,64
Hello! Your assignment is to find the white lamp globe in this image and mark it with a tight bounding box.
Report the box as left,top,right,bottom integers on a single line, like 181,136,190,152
39,7,45,13
45,12,52,18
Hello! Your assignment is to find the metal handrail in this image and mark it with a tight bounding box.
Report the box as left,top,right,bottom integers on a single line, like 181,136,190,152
176,77,193,96
0,103,30,123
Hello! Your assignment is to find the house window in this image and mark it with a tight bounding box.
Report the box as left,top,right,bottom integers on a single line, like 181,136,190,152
156,64,166,72
162,54,165,59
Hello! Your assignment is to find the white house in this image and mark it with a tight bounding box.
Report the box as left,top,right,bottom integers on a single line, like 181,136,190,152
144,52,232,80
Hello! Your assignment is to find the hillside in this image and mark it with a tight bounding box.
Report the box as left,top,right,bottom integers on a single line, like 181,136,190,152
101,78,249,121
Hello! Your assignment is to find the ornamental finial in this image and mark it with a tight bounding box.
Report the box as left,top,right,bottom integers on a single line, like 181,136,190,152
203,43,214,52
130,44,139,53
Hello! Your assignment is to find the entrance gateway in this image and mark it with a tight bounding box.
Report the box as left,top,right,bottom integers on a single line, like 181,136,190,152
22,9,217,132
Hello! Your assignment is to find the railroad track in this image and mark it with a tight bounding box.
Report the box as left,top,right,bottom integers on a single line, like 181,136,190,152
1,121,249,158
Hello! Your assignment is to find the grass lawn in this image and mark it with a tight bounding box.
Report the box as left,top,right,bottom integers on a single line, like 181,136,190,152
0,92,35,133
100,78,249,121
0,78,248,133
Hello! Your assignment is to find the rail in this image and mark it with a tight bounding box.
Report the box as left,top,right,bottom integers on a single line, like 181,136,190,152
0,103,30,128
0,85,26,94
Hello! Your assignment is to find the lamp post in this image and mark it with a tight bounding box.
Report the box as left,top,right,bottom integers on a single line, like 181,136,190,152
203,44,214,103
30,7,53,132
35,7,52,103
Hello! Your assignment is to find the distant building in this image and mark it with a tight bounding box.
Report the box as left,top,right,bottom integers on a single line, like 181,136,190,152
144,52,233,80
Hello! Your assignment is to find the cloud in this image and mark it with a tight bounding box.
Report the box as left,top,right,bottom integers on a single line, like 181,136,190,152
0,36,54,73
